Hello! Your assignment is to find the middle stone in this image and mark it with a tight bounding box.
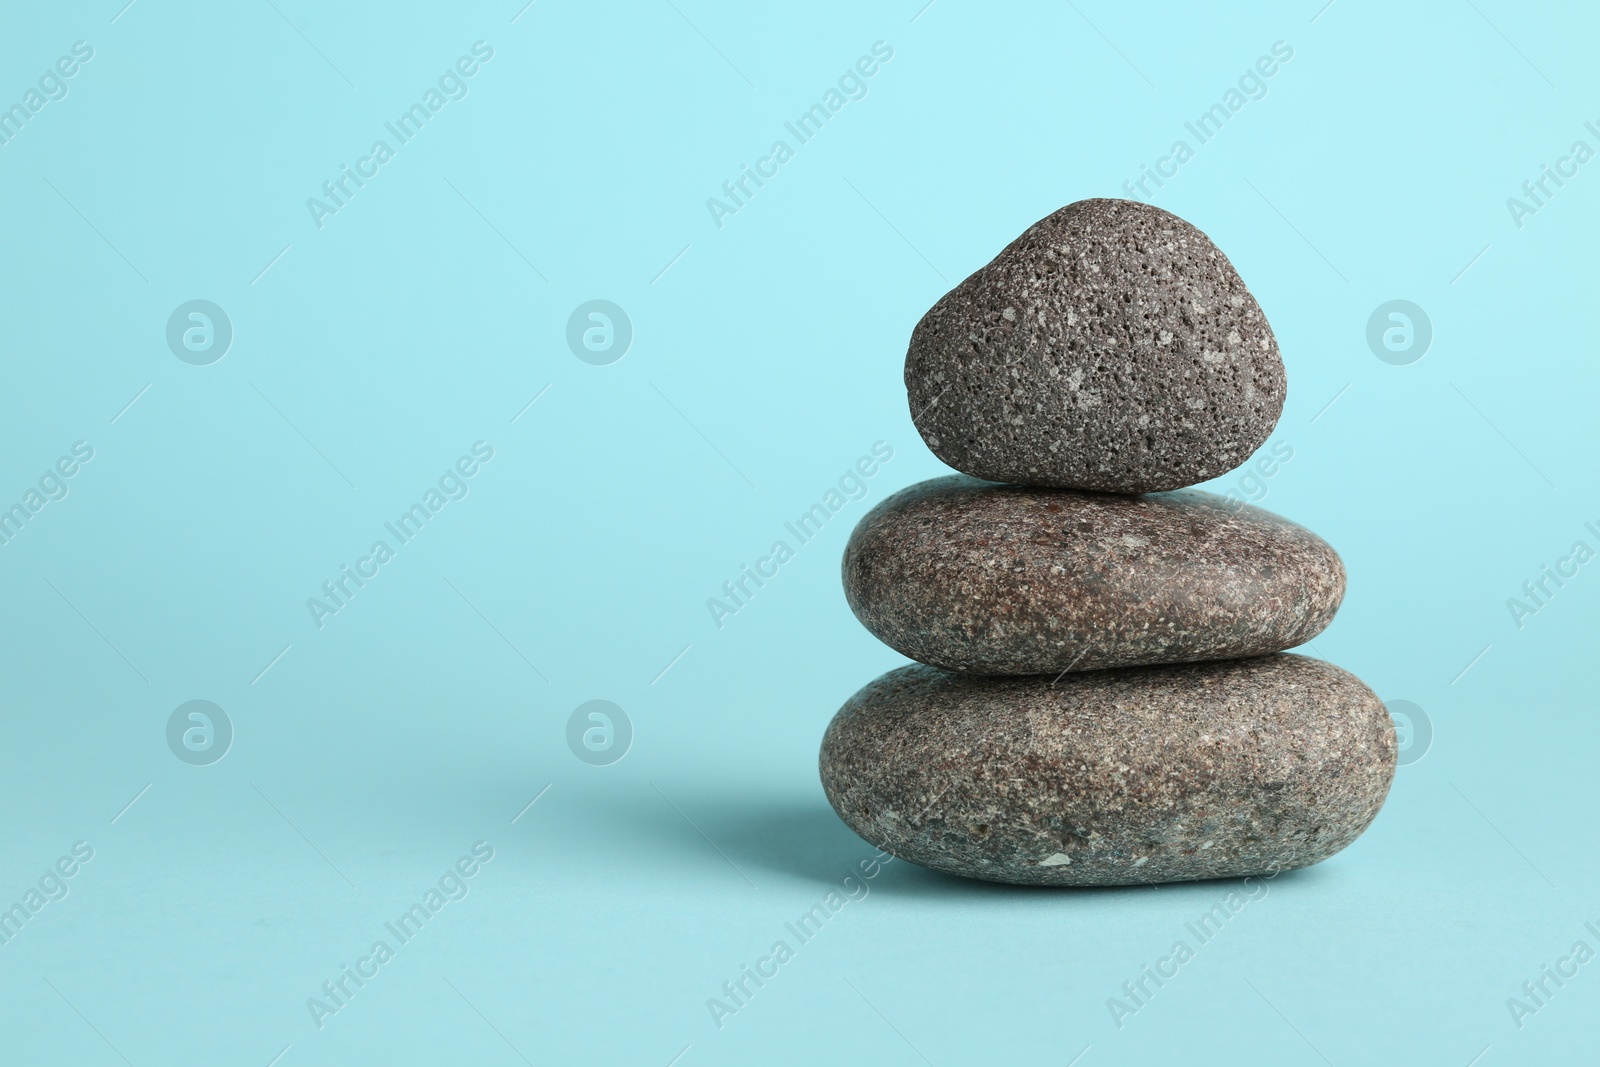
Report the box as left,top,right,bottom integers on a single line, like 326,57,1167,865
843,475,1344,675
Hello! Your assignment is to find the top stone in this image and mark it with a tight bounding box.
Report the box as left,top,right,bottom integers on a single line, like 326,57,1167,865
905,198,1286,493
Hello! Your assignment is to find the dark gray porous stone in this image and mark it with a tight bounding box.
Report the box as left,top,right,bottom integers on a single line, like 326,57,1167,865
842,476,1343,674
905,198,1286,492
819,655,1395,887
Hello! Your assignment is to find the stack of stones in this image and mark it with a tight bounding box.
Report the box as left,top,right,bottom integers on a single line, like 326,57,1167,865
820,199,1396,887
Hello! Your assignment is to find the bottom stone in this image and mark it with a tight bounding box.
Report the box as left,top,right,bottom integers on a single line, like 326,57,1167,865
819,655,1396,886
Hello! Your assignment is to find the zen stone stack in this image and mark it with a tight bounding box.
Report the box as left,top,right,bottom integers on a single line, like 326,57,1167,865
821,198,1395,887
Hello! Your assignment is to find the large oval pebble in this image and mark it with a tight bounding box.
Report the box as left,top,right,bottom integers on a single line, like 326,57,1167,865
819,655,1395,886
843,475,1344,675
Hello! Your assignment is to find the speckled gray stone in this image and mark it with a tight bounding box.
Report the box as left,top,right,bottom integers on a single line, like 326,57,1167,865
819,655,1395,886
843,475,1343,675
905,198,1285,493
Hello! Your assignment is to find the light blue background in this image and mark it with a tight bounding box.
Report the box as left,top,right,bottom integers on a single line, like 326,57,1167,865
1,1,1595,1063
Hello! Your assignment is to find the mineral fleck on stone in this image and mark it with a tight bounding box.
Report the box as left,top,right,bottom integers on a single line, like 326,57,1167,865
819,655,1395,887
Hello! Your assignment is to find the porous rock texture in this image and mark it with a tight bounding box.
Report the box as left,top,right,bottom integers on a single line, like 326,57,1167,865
905,198,1285,492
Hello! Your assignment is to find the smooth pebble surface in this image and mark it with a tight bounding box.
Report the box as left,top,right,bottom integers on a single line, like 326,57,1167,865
819,655,1395,887
905,198,1286,493
842,475,1344,674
